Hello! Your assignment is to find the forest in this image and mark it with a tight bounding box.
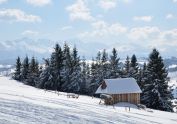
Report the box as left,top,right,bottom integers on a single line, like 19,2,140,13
13,43,173,112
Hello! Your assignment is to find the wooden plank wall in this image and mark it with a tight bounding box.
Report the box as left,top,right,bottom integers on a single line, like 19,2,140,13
106,93,140,105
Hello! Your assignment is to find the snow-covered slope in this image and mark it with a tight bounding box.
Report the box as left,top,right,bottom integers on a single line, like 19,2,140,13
0,76,177,124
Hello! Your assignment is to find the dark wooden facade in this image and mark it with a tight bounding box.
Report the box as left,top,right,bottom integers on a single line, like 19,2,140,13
105,93,140,105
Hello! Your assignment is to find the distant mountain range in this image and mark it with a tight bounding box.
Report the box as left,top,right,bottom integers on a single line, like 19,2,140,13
1,56,177,72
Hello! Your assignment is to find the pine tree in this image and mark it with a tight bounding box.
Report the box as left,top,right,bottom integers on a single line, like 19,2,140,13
21,56,29,81
101,49,110,79
80,57,87,93
139,62,148,102
62,43,73,92
96,51,101,65
90,59,99,95
69,46,81,93
95,51,104,83
123,56,130,77
50,44,64,91
130,54,139,80
89,51,107,95
109,48,120,78
38,67,54,90
80,57,91,94
27,57,39,86
142,49,173,112
140,63,147,89
13,56,22,81
38,44,64,90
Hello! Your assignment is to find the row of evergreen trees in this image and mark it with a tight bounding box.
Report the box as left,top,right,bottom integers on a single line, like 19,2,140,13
13,56,40,86
13,43,173,112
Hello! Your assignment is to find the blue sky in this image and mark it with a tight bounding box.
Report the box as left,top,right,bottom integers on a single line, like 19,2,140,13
0,0,177,61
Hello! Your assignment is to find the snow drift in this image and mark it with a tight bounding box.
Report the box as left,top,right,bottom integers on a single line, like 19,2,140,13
0,76,177,124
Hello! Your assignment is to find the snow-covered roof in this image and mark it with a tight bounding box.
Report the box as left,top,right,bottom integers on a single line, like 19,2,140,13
95,78,142,94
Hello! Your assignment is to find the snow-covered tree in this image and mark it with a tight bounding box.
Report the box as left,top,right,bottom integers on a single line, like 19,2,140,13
101,49,110,79
123,56,130,77
90,59,100,95
142,49,173,112
89,50,109,95
38,44,64,90
69,46,81,93
26,57,39,86
61,43,76,92
13,56,22,81
80,57,92,94
21,56,29,81
50,44,64,91
38,66,55,90
109,48,121,78
130,54,139,80
139,63,147,90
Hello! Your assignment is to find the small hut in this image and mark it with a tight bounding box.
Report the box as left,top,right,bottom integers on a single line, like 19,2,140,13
95,78,142,105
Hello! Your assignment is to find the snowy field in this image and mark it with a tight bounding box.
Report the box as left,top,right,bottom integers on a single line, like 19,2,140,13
0,76,177,124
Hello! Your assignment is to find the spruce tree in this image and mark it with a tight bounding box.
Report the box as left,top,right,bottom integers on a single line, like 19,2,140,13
21,56,29,81
80,57,92,94
80,57,87,93
95,51,103,83
89,51,107,95
27,57,35,85
50,44,64,91
140,63,147,89
69,46,81,93
38,61,52,89
130,54,138,68
13,56,22,81
123,56,130,77
62,43,73,92
101,49,110,79
130,54,139,80
38,44,64,90
85,63,91,94
27,57,39,86
142,49,173,112
90,59,99,95
109,48,120,78
96,51,101,65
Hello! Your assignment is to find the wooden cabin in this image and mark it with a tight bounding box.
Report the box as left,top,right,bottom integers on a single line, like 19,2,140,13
95,78,142,105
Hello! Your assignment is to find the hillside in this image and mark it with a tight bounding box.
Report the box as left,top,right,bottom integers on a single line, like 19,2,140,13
0,76,177,124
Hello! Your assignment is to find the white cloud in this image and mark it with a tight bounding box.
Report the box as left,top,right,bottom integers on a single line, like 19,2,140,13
66,0,94,21
166,14,175,19
121,0,132,4
160,29,177,42
25,44,48,54
0,0,7,4
61,26,72,31
173,0,177,3
128,26,177,55
133,16,153,22
79,20,127,37
113,45,135,52
22,30,39,36
128,26,160,40
128,26,177,48
0,9,41,23
1,38,54,54
98,0,117,10
26,0,51,7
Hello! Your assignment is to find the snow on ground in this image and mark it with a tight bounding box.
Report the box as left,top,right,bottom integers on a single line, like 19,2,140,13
0,76,177,124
